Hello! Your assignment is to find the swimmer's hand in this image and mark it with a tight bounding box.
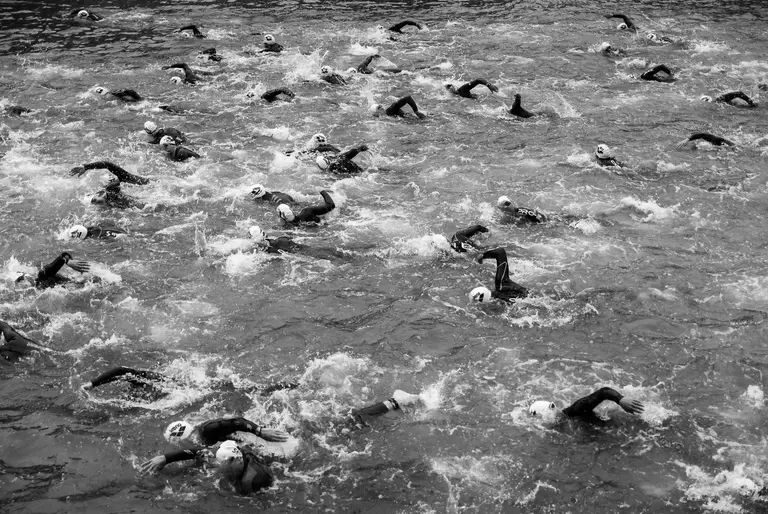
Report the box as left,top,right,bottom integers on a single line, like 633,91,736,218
415,111,426,119
69,166,88,177
258,428,289,442
139,455,167,474
66,260,90,273
618,397,644,415
488,84,499,93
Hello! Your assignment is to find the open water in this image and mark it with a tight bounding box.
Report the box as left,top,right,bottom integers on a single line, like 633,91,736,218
2,1,768,513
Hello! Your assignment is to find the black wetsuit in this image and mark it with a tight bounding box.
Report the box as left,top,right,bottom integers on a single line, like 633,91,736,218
108,89,143,102
596,155,624,167
166,145,200,161
84,226,126,239
287,191,336,224
562,387,626,418
255,191,294,204
478,248,529,302
148,128,187,145
509,94,533,118
714,91,756,106
4,105,31,116
381,96,424,118
262,42,283,53
446,79,498,99
163,418,267,465
684,133,735,147
357,55,380,74
163,63,202,84
605,14,637,31
388,20,423,33
76,161,149,209
323,146,367,175
199,47,222,61
261,88,295,102
0,321,35,362
321,73,347,86
178,24,205,38
71,8,103,21
450,225,488,253
35,252,74,289
640,65,674,82
88,366,166,389
263,236,347,260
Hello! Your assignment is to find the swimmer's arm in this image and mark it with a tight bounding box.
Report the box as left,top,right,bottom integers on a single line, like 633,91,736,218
562,387,644,417
315,143,342,154
357,55,377,72
456,225,489,240
178,25,204,37
718,91,755,105
605,14,635,29
139,447,203,473
388,20,423,33
690,133,735,146
201,418,289,442
339,144,368,161
83,366,166,390
261,87,295,102
477,248,510,291
37,252,89,282
468,79,499,93
70,162,150,185
178,147,201,159
0,321,32,348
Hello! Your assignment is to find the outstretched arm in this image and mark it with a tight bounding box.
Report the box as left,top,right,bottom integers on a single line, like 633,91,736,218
0,321,34,356
84,366,166,390
261,87,295,102
357,54,379,73
690,133,735,146
456,225,488,240
315,143,342,154
458,79,498,96
477,247,510,291
386,95,424,118
199,418,288,443
717,91,755,106
36,252,80,283
178,25,204,37
562,387,644,417
388,20,423,33
70,161,150,185
339,144,368,161
604,14,636,29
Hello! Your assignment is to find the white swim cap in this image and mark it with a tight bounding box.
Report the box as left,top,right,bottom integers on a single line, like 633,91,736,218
69,225,88,240
646,32,658,42
599,42,611,52
595,144,613,158
315,155,330,170
497,195,512,209
700,95,713,102
245,90,256,98
311,133,327,146
277,204,295,222
369,103,383,113
93,86,106,95
216,440,243,463
159,135,176,148
144,121,157,134
320,65,331,75
469,286,492,303
164,420,193,443
250,184,266,198
345,67,357,74
529,400,556,416
264,34,275,43
248,225,266,242
78,10,89,18
617,22,628,30
170,76,182,85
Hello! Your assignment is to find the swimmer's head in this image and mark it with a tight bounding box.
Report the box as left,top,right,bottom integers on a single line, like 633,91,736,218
315,155,330,170
69,225,88,240
617,22,628,30
369,103,384,115
264,34,275,44
599,42,612,52
345,67,357,75
245,90,256,99
250,184,266,198
529,400,557,421
375,25,385,31
309,133,327,147
143,121,158,134
497,195,513,209
700,95,713,102
164,420,193,444
93,86,107,95
215,440,243,463
595,144,613,159
248,225,267,243
170,76,183,85
320,65,332,76
159,135,176,148
469,286,492,303
77,10,89,18
277,204,295,222
645,32,658,42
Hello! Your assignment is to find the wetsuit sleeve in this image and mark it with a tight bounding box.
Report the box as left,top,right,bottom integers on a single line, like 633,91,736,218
261,88,294,102
388,20,422,33
357,55,376,73
690,133,734,146
178,147,200,159
302,191,336,219
479,248,510,291
315,143,342,154
36,252,71,284
163,447,204,464
562,387,623,417
350,397,400,424
338,145,366,161
0,321,33,358
198,418,261,444
88,367,166,388
456,225,488,239
83,162,150,185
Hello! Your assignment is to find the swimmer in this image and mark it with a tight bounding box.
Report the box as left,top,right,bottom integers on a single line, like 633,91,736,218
198,47,222,62
250,184,294,204
159,135,200,161
509,93,534,118
144,121,187,145
70,8,103,21
257,87,295,102
445,79,499,99
214,441,274,494
599,42,626,57
470,248,528,303
276,190,335,224
639,64,674,82
700,91,757,107
528,386,644,424
315,143,368,175
604,14,637,32
320,65,347,85
14,252,90,289
177,24,205,38
675,132,735,149
69,224,126,240
162,63,212,85
4,105,32,116
261,34,283,53
357,54,382,74
388,20,424,33
645,32,675,44
285,133,341,157
450,225,489,253
140,417,290,474
69,161,150,209
92,86,143,102
594,144,625,167
248,226,352,260
0,320,41,362
496,196,546,223
370,95,426,119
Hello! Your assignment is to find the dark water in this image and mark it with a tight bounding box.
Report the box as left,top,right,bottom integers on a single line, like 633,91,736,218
2,1,768,513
